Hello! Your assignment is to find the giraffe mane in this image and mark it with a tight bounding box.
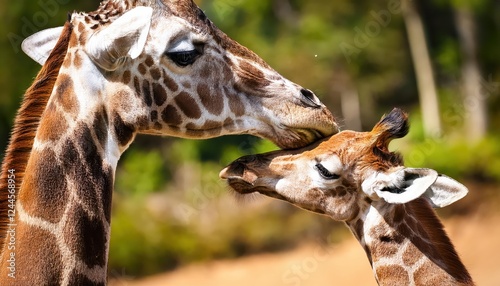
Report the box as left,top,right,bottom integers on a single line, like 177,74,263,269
405,198,473,284
0,22,73,253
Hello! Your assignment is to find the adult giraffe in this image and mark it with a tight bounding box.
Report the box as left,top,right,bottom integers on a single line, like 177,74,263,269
0,0,337,284
221,108,474,285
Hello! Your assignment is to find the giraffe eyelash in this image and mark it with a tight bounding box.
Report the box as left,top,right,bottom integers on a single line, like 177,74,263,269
165,42,205,67
315,163,341,180
166,50,201,67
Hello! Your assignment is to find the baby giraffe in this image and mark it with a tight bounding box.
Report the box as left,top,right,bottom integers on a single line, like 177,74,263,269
220,108,474,286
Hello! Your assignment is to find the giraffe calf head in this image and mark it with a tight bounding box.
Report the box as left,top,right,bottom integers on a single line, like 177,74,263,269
220,108,468,221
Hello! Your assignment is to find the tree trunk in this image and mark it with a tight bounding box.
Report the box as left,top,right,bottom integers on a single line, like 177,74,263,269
272,0,298,27
454,8,487,142
340,88,362,131
331,68,363,131
402,0,442,137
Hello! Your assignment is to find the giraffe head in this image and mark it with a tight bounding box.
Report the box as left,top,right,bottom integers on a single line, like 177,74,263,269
22,0,337,151
220,108,468,221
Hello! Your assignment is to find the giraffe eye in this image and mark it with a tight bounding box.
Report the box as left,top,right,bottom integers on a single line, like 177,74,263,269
166,49,202,67
315,164,341,180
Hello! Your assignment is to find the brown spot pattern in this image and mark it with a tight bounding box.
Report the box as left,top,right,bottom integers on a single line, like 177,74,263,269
73,52,83,69
376,265,410,285
162,105,182,126
402,245,421,266
150,111,158,121
202,120,221,130
175,91,201,119
113,113,136,146
14,225,63,284
64,204,107,268
133,77,141,96
68,272,105,286
142,81,153,107
55,74,79,114
150,67,161,80
122,70,131,84
145,55,154,67
20,149,69,224
152,83,167,106
227,88,245,117
413,261,447,285
138,63,147,75
78,22,85,33
37,104,68,142
198,83,223,115
154,122,163,130
163,70,179,92
236,61,271,91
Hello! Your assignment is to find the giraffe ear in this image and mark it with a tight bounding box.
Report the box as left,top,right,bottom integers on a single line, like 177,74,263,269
363,168,468,207
86,6,153,71
362,168,438,204
22,26,64,65
423,173,469,208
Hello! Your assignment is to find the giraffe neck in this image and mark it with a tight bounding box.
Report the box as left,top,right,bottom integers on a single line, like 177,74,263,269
0,27,121,286
347,198,473,286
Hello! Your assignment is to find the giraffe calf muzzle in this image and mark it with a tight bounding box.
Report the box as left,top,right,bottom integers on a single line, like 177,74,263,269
219,159,263,194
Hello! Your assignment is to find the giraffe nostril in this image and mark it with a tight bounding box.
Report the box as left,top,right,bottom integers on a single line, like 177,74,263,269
300,89,321,108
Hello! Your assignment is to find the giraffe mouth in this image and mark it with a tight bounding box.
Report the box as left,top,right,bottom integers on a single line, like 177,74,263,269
220,160,257,193
219,156,290,203
222,172,289,202
225,178,257,194
271,127,322,150
276,124,338,150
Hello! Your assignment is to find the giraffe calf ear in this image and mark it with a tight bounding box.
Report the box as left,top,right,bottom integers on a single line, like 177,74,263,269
423,174,469,208
22,26,64,65
86,6,153,71
363,168,468,207
362,168,438,204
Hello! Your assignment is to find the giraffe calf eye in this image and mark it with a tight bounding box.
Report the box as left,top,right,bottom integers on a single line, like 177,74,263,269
315,164,341,180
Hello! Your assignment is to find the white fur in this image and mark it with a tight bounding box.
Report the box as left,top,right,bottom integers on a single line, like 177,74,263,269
86,6,153,70
362,168,468,208
22,26,64,65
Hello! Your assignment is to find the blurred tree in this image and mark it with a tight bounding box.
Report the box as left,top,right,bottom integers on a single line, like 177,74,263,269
402,0,442,137
454,6,486,141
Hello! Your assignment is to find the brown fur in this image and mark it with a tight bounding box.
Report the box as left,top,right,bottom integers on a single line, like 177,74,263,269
0,22,73,253
405,199,474,284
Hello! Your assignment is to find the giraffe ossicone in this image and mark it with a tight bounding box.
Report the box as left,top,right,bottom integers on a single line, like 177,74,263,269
0,0,337,285
221,108,474,285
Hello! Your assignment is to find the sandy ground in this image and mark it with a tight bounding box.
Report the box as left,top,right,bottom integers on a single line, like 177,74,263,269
111,211,500,286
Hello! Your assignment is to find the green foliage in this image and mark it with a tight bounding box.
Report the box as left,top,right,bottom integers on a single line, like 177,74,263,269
115,148,167,196
401,135,500,181
109,197,204,276
108,191,343,277
396,114,500,181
